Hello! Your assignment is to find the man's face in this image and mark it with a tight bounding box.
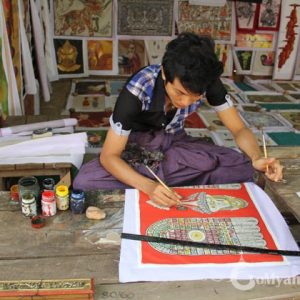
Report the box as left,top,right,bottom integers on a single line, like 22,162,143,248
164,77,202,108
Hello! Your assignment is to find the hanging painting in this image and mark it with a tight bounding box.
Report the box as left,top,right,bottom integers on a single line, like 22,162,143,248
233,49,254,75
54,38,87,78
215,43,233,77
117,0,173,36
118,40,146,75
257,0,281,31
235,1,259,33
87,40,114,75
119,183,300,282
273,2,300,80
177,1,235,43
53,0,113,37
252,50,275,76
145,39,170,65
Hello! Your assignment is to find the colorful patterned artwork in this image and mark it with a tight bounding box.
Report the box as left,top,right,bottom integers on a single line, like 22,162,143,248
70,111,111,128
233,49,254,74
75,128,108,153
72,95,106,112
139,183,282,264
177,1,234,43
236,33,275,49
246,93,293,103
53,0,113,37
118,0,173,36
120,183,300,282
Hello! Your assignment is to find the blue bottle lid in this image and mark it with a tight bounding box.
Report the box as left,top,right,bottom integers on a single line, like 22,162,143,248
71,189,85,200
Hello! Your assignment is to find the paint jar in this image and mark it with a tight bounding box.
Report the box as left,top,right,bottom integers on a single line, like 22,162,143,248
41,190,56,217
18,176,40,204
42,178,55,191
21,192,37,217
55,185,69,210
10,184,19,203
70,190,85,214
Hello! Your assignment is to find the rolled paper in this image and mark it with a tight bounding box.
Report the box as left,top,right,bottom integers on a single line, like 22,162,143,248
0,118,78,137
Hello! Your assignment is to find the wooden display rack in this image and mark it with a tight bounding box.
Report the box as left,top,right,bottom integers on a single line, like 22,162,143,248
0,162,72,190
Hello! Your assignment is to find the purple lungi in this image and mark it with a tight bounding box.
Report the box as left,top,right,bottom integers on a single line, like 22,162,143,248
73,130,254,190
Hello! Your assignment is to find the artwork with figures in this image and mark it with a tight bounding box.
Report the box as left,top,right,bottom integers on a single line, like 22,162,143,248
257,0,281,31
54,39,86,77
53,0,113,37
87,40,113,71
118,40,146,75
177,0,234,43
235,1,259,32
141,183,282,264
119,183,300,282
117,0,173,36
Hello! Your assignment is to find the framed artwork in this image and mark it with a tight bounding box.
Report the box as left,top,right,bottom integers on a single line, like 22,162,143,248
252,50,275,76
257,0,281,31
215,43,233,77
145,39,170,65
259,103,300,111
119,183,300,282
236,32,275,49
233,48,254,75
239,111,291,130
87,40,115,75
177,1,235,43
75,127,108,153
184,128,220,145
117,0,173,36
235,1,259,33
74,80,109,95
54,38,87,78
198,112,227,130
273,2,300,80
53,0,113,37
245,93,293,104
118,40,146,75
70,111,112,128
277,110,300,130
267,131,300,146
70,95,106,112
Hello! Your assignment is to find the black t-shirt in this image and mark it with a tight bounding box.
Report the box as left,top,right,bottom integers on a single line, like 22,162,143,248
112,70,230,133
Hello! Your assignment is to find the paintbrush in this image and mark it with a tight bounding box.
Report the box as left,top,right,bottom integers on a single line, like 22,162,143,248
145,165,173,192
145,165,182,204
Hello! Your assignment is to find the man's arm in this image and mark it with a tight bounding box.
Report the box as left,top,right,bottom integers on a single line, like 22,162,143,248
217,106,283,181
100,128,181,206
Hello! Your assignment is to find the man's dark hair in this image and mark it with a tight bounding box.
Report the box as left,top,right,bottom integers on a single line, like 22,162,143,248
162,32,224,95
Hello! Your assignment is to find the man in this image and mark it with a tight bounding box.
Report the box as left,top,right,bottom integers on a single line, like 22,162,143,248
73,32,283,207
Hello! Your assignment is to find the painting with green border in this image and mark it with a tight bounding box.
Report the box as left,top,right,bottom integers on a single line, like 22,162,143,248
260,103,300,111
267,132,300,146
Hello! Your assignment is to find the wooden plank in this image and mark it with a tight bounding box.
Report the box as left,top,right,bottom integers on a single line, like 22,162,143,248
15,163,44,170
0,165,16,171
0,254,119,284
93,280,300,300
4,116,26,127
44,163,72,169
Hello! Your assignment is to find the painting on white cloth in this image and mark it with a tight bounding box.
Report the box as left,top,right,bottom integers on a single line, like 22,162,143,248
119,183,300,282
